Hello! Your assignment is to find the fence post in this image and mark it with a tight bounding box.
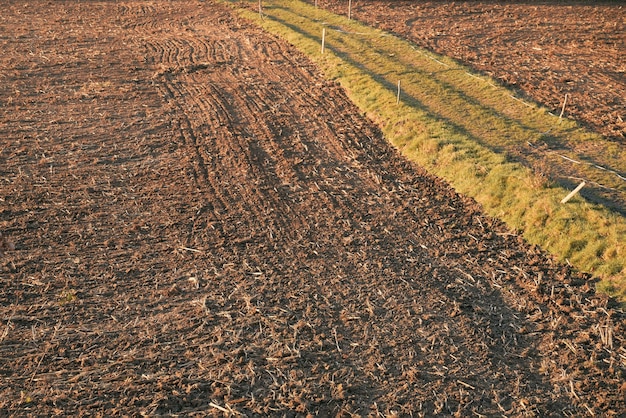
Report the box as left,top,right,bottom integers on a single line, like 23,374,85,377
397,80,401,104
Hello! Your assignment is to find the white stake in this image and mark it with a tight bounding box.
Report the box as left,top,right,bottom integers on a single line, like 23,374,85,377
348,0,352,20
561,181,586,204
397,80,401,104
321,28,326,54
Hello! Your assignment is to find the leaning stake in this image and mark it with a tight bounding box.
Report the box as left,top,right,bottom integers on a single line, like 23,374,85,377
558,93,569,123
561,181,586,204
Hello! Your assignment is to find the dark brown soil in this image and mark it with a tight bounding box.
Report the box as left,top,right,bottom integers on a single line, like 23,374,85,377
317,0,626,143
0,1,624,416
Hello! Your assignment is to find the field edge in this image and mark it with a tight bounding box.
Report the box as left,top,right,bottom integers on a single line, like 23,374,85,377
225,0,626,301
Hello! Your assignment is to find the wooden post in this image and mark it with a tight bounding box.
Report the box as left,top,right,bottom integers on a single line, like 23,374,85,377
561,181,585,204
348,0,352,20
558,93,569,123
396,80,401,104
258,0,263,18
321,28,326,54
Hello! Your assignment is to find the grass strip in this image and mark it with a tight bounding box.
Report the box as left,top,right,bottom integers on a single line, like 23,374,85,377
225,0,625,300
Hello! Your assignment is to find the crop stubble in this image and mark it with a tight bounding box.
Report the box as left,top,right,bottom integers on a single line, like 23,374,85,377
0,1,624,416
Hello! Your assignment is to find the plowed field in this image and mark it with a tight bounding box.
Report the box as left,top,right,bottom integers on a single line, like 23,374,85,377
1,1,625,416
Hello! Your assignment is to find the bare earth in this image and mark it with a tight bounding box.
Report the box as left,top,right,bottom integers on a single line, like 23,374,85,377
1,1,625,416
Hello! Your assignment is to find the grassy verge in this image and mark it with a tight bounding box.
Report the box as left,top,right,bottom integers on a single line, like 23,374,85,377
225,0,625,300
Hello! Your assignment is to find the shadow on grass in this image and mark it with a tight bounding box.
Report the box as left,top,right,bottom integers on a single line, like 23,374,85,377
261,5,626,215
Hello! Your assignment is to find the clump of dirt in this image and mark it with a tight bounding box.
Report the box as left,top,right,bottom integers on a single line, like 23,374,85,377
0,1,624,416
0,233,15,256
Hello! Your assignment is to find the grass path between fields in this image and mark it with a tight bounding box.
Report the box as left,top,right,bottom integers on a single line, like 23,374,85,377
225,0,625,300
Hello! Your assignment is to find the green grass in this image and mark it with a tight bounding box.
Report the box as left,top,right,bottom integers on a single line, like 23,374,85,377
225,0,626,301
